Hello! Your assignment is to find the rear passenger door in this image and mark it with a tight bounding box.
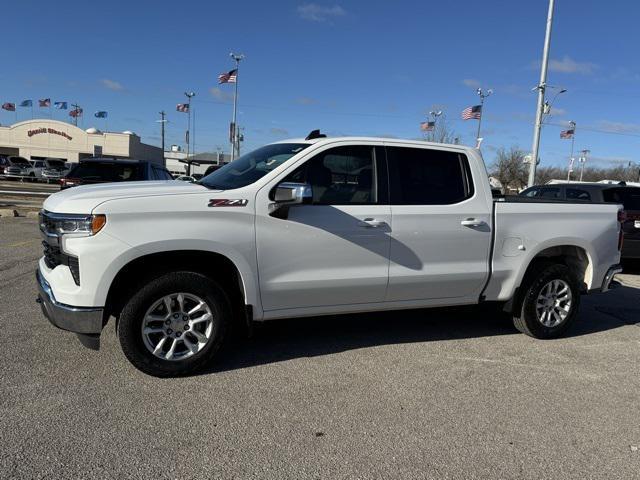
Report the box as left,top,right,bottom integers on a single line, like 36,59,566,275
385,145,492,303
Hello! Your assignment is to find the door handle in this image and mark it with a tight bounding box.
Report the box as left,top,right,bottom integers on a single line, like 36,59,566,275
460,218,484,227
359,218,386,228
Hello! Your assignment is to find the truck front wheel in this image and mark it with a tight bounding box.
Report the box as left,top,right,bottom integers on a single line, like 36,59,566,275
512,262,580,339
118,271,231,377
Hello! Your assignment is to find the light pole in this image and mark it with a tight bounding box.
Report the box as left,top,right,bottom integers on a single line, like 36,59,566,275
475,88,492,146
565,120,576,182
578,149,590,181
184,91,195,172
230,52,244,160
428,110,442,141
528,0,555,187
156,111,167,167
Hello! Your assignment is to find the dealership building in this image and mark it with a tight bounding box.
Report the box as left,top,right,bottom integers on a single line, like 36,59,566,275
0,119,163,164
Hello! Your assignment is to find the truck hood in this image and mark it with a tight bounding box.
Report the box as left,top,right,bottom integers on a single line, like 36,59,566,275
43,181,211,214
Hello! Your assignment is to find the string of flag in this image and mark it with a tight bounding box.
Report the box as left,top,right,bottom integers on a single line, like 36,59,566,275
1,98,108,119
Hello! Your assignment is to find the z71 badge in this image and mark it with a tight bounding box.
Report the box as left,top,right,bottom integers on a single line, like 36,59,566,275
208,199,248,207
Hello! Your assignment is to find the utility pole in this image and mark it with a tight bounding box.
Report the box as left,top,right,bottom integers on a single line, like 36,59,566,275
71,103,81,127
230,52,244,160
184,91,195,173
528,0,555,187
579,149,590,181
157,111,167,167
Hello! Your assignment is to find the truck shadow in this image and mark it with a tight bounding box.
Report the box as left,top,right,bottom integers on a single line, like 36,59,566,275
201,286,639,375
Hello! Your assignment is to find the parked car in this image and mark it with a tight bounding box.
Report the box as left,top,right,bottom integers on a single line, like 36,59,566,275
191,173,204,181
175,175,196,183
37,132,623,376
2,156,36,181
41,159,70,184
60,158,174,189
521,182,640,259
0,155,10,177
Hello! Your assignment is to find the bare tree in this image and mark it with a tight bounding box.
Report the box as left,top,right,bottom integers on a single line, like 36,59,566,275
490,146,529,192
422,114,460,144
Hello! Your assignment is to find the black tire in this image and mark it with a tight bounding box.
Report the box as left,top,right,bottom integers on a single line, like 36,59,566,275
118,271,232,377
512,262,580,339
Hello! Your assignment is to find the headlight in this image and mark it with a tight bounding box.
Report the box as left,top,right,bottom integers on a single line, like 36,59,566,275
40,212,107,237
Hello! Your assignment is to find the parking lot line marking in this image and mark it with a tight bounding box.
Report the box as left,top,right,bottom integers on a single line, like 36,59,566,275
6,240,38,247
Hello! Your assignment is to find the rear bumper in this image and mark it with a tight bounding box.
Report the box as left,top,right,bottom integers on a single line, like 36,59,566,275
36,268,103,335
601,264,623,292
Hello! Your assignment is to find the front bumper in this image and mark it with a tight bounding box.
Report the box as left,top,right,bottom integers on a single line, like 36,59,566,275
601,264,623,292
36,268,103,335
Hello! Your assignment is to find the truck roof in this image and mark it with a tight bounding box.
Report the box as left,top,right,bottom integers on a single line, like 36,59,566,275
272,135,473,152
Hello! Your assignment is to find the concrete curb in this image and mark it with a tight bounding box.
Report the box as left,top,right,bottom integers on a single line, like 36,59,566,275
0,208,19,218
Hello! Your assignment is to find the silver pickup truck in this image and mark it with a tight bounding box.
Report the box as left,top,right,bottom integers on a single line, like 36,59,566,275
36,134,623,376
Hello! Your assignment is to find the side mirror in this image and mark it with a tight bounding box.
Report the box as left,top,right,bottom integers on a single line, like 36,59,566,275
274,182,312,205
270,182,312,218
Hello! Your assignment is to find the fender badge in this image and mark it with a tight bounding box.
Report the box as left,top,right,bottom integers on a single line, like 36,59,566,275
208,199,248,207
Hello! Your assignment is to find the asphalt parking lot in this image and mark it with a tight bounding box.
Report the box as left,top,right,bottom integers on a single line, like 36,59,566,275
1,217,639,479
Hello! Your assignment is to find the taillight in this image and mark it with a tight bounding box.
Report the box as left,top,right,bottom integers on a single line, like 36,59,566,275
618,210,627,223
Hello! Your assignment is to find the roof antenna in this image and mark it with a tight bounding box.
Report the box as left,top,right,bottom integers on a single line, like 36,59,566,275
305,129,326,140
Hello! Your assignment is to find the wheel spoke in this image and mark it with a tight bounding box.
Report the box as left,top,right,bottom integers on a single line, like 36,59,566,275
183,336,198,354
176,293,185,313
144,326,164,334
153,335,168,355
190,329,207,344
165,338,178,360
188,302,205,315
163,296,173,314
146,314,167,323
191,313,211,324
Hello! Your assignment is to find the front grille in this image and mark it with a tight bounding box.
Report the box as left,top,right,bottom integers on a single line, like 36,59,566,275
42,241,61,269
40,211,81,286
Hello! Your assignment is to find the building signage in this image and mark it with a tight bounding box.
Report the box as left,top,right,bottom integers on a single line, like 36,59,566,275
27,127,73,141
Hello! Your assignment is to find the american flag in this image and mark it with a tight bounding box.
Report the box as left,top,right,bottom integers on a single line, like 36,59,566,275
69,108,83,118
176,103,189,113
39,98,51,107
218,69,237,84
461,105,482,120
420,121,435,132
2,102,16,111
560,129,575,139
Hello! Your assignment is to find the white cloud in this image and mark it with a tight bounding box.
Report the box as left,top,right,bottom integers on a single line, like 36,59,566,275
297,3,346,22
296,96,317,105
101,78,124,91
597,120,640,134
210,87,233,102
462,79,481,88
270,127,289,136
547,56,597,74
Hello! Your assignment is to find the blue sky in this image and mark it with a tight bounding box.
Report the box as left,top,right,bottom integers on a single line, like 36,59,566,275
1,0,639,168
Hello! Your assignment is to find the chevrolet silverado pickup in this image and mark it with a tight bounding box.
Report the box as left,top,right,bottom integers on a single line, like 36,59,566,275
36,132,623,376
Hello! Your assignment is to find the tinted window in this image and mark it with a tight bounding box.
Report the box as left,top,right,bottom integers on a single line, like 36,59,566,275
152,166,173,180
67,163,142,182
283,145,377,205
522,187,540,197
387,147,472,205
566,188,591,201
538,187,561,199
603,187,640,210
201,143,309,190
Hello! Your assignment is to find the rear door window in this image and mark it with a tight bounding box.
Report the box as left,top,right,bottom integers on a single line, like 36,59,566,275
387,146,473,205
566,188,591,201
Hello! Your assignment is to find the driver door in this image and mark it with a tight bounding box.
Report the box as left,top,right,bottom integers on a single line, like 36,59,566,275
255,143,391,313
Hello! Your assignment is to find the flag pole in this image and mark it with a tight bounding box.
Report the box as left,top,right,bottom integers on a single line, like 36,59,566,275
476,96,483,142
230,52,244,161
567,120,576,182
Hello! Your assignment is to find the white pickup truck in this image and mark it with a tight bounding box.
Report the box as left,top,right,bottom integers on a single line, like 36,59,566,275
36,132,623,376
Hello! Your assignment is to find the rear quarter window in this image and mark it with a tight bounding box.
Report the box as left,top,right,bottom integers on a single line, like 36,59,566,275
603,188,640,210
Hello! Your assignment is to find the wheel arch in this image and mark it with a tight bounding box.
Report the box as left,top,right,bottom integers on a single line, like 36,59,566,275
103,249,258,321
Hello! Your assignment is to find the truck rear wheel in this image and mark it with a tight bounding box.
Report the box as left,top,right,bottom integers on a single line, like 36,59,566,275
118,271,231,377
512,262,580,339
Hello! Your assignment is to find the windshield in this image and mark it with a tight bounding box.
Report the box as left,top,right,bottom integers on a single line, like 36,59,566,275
200,143,310,190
